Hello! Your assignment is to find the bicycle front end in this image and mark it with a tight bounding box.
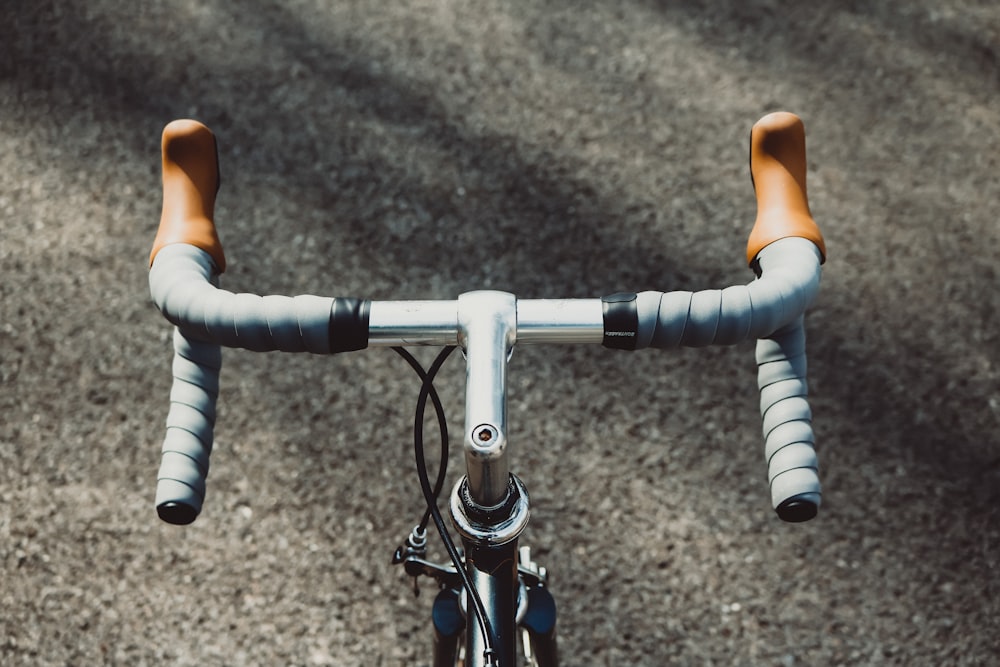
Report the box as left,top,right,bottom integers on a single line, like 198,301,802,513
147,111,826,666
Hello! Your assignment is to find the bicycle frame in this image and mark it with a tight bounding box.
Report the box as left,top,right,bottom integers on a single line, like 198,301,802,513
147,112,826,667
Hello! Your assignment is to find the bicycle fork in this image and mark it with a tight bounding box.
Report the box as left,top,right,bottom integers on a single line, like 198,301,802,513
428,540,558,667
396,523,558,667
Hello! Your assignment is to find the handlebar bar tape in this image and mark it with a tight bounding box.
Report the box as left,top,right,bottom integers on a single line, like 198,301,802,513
622,238,822,520
627,237,821,349
149,246,371,523
148,119,371,522
756,317,819,521
155,328,220,524
746,112,826,267
150,244,370,354
150,119,226,272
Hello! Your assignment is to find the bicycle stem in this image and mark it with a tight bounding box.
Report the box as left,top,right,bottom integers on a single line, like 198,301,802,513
367,291,603,507
457,291,517,507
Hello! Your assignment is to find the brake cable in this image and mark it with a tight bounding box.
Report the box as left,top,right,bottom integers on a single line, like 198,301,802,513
393,346,499,665
393,346,452,532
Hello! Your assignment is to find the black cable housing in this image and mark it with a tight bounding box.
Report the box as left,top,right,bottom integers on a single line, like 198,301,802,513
392,346,451,531
393,346,499,663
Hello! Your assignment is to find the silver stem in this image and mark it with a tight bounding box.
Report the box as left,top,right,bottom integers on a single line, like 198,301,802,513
457,291,517,507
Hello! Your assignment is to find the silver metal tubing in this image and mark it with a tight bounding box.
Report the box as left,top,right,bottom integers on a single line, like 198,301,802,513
367,300,459,346
367,297,604,347
369,294,602,509
458,291,517,507
515,299,604,344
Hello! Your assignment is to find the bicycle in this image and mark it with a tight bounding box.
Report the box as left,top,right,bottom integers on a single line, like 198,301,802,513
147,111,826,666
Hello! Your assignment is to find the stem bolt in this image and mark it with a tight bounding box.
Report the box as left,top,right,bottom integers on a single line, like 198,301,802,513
473,424,498,444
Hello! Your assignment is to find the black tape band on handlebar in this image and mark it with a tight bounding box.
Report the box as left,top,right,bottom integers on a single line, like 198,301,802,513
602,292,638,350
330,298,371,352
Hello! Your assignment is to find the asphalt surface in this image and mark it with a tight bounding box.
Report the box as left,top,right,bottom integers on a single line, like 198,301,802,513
2,2,999,665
